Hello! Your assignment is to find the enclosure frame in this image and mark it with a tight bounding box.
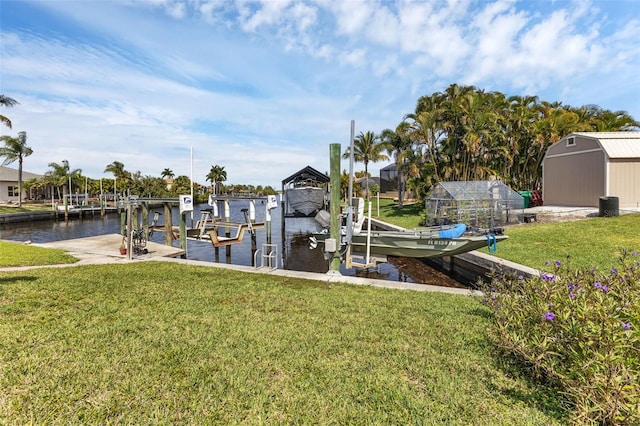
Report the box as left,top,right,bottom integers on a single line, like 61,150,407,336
424,180,524,228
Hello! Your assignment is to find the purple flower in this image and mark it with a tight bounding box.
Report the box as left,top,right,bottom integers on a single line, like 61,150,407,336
518,275,524,280
611,268,618,275
555,260,562,267
602,285,609,293
569,292,576,299
541,273,556,281
633,251,638,257
622,322,631,330
544,312,556,321
545,260,550,266
594,282,603,289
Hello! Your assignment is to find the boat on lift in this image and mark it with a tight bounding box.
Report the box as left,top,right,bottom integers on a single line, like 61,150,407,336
283,166,329,217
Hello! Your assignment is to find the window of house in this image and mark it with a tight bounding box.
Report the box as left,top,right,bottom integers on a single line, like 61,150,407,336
566,136,576,147
8,186,16,197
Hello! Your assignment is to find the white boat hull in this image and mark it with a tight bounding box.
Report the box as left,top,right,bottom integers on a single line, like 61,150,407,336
286,187,326,216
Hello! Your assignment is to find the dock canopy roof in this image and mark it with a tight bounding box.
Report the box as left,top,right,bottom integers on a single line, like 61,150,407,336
282,166,330,186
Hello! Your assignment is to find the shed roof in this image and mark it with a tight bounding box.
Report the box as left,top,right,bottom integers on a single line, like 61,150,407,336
282,165,330,185
570,131,640,159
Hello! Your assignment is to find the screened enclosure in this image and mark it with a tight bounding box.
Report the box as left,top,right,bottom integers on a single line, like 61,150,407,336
424,180,525,228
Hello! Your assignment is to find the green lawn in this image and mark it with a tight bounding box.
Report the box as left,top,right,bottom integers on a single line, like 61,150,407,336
2,202,630,423
0,240,78,267
370,197,425,229
0,262,566,424
486,213,640,271
370,198,640,272
0,203,52,214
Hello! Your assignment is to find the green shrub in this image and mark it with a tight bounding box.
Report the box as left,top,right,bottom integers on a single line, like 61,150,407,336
482,251,640,424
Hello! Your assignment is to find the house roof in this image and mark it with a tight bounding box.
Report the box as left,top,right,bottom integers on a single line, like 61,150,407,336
355,176,379,185
282,165,330,185
571,131,640,159
0,165,44,181
380,163,397,171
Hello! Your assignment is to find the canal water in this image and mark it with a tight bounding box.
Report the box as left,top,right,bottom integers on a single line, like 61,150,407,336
0,201,465,287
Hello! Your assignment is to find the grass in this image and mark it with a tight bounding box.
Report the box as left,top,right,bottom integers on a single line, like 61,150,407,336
0,241,78,267
370,198,640,272
487,213,640,271
0,261,567,424
370,197,424,229
0,203,52,214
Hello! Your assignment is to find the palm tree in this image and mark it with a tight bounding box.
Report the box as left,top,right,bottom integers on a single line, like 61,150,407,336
161,168,174,179
380,123,412,207
206,165,227,195
104,161,132,196
0,131,32,207
342,131,389,199
46,160,82,202
104,161,128,179
0,95,19,129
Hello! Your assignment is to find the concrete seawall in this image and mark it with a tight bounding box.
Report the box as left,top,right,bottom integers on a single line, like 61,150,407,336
0,208,118,224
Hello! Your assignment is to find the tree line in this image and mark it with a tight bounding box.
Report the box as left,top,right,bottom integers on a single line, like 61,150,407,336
347,84,639,206
0,95,276,205
4,85,638,207
22,160,276,204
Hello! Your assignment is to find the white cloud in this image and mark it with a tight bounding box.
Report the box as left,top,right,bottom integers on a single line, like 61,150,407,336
2,0,639,188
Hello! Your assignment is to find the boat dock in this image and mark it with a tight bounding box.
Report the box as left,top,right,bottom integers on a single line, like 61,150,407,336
39,234,185,259
14,235,485,297
0,207,120,224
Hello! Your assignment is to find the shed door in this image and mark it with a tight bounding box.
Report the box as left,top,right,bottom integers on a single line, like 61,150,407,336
609,160,640,208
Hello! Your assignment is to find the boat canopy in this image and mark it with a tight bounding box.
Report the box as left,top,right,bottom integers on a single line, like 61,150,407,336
425,180,524,228
281,166,330,186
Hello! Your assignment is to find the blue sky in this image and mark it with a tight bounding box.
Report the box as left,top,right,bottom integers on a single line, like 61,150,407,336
1,0,639,188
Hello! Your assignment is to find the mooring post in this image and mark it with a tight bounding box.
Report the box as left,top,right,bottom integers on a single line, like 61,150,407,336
224,200,231,258
329,143,341,272
280,192,285,248
251,233,257,266
142,203,149,239
266,200,273,245
126,202,133,260
213,200,220,257
247,199,257,264
163,203,172,245
120,210,126,236
179,211,187,258
100,193,105,217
